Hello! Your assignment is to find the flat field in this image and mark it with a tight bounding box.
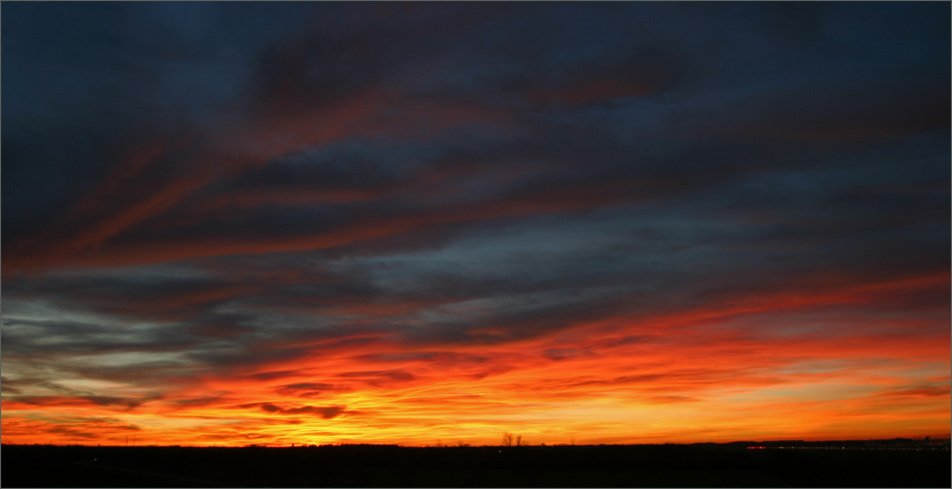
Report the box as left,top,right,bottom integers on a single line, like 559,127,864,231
2,442,949,488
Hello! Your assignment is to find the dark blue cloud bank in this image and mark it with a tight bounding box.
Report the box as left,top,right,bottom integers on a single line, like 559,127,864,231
2,2,949,439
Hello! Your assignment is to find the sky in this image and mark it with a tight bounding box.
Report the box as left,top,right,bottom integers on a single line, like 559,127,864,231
1,2,949,447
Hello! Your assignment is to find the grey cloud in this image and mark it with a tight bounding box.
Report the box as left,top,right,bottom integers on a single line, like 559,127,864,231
247,402,348,419
275,383,339,398
336,370,417,386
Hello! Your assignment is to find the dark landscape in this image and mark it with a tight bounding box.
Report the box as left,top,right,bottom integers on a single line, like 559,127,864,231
3,440,949,488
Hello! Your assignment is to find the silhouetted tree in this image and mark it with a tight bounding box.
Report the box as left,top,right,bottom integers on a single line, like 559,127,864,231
502,432,513,447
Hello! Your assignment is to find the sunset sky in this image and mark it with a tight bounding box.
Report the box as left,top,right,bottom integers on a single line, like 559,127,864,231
2,2,949,447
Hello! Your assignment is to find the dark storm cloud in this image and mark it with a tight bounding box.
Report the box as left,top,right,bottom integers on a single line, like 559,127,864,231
6,2,945,276
702,76,950,144
1,2,303,242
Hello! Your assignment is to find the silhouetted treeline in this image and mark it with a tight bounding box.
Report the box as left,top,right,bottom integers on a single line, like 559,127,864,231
2,442,949,487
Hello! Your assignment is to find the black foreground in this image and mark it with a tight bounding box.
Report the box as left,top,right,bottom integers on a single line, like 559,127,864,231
3,441,949,488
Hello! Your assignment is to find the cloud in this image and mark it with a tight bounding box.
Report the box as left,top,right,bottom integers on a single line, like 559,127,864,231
243,402,348,419
2,395,154,412
0,415,142,443
2,2,948,446
275,383,339,398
